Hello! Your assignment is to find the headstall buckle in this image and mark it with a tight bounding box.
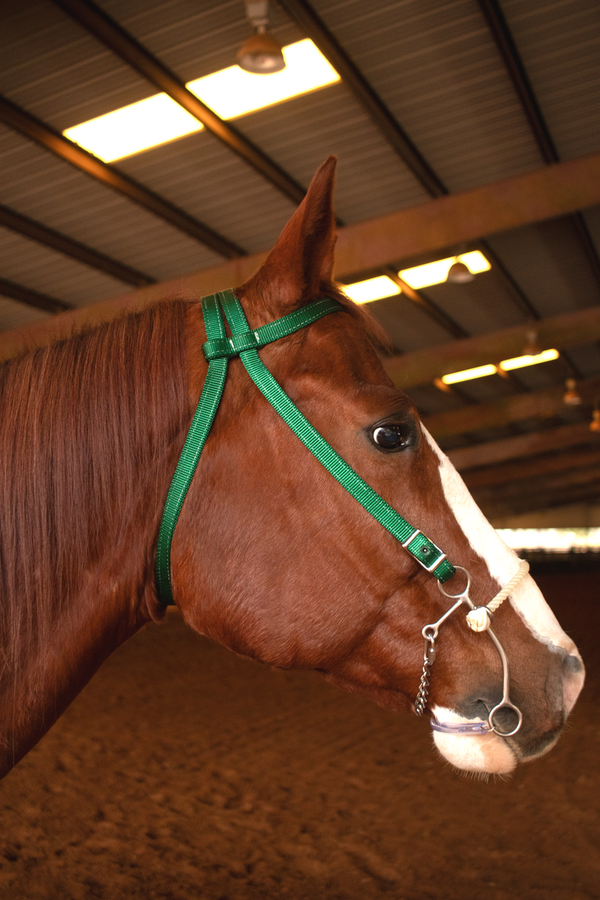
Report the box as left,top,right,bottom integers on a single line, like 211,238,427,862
402,530,447,573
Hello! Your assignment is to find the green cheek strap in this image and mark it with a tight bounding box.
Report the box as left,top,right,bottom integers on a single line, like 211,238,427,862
156,290,455,606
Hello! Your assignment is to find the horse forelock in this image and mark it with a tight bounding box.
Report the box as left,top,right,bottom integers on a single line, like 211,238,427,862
0,300,191,700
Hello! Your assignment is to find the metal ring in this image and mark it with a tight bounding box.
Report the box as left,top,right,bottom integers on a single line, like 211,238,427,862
437,565,471,600
488,701,523,737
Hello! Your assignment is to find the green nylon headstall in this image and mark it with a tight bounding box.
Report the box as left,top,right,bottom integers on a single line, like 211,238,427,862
155,289,456,605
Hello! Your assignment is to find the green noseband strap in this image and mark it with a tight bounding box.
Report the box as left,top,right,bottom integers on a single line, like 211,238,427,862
156,290,456,606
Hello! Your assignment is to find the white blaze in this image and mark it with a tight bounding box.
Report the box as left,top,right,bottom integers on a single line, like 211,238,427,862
421,426,577,655
420,427,583,774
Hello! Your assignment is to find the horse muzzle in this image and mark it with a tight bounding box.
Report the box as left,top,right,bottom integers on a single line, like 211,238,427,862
430,648,585,775
562,650,585,714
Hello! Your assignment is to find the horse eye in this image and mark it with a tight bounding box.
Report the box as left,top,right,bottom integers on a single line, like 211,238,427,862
372,424,407,451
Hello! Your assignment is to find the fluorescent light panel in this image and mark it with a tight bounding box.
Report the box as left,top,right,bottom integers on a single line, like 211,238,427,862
343,276,401,304
499,348,559,370
441,349,559,384
63,39,340,163
497,528,600,551
441,364,498,385
400,251,491,289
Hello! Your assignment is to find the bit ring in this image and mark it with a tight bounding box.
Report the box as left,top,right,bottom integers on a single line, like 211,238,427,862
488,700,523,737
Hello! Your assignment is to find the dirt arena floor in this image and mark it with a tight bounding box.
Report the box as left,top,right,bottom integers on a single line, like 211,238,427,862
0,566,598,900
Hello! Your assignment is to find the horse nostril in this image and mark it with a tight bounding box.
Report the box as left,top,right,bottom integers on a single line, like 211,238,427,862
563,654,584,676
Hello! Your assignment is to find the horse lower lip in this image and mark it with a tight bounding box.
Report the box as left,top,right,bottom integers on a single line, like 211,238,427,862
430,718,490,735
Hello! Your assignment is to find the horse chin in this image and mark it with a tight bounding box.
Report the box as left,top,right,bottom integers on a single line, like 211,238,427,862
431,706,517,775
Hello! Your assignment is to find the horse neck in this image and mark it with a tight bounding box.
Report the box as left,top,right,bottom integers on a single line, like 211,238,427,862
0,300,193,772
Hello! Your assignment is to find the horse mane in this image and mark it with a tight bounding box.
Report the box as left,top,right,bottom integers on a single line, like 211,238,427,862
0,282,387,699
0,299,192,690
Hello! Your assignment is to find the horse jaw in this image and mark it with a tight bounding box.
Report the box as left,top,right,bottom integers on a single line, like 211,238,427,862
430,706,518,774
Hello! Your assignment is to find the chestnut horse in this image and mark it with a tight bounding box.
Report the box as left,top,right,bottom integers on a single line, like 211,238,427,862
0,158,583,780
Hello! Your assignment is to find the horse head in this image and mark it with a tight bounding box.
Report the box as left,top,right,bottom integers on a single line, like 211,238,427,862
171,157,584,776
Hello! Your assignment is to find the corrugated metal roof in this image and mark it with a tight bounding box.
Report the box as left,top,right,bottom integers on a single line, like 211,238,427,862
0,124,224,281
1,0,151,124
0,224,125,304
315,0,544,190
1,0,599,518
0,296,50,331
503,0,600,160
101,0,300,84
487,217,600,319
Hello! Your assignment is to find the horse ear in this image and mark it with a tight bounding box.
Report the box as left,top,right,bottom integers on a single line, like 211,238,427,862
240,156,337,316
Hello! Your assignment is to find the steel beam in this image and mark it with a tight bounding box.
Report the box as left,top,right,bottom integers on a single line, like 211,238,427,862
461,444,600,489
381,266,468,339
0,204,154,287
278,0,543,332
0,95,244,259
279,0,550,328
477,0,557,164
0,277,72,314
1,154,600,359
448,421,599,471
478,0,600,294
53,0,306,205
488,483,600,520
478,477,600,520
277,0,446,198
385,305,600,390
423,375,600,441
333,151,600,280
474,464,600,509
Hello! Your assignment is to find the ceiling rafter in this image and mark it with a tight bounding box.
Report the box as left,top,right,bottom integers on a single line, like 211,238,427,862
278,0,548,331
448,421,599,471
474,464,600,512
386,305,600,390
477,0,557,165
471,241,540,321
332,152,600,279
0,95,244,260
482,480,600,520
381,266,468,340
0,277,72,314
52,0,306,206
0,204,155,287
461,444,600,490
1,154,599,361
424,374,600,442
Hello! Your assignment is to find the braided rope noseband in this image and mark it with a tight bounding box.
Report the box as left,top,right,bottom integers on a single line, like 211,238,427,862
465,558,530,632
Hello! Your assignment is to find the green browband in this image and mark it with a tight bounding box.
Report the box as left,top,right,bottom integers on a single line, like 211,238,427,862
156,290,456,605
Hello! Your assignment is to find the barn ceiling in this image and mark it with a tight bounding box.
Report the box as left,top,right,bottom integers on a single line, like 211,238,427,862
1,0,600,523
